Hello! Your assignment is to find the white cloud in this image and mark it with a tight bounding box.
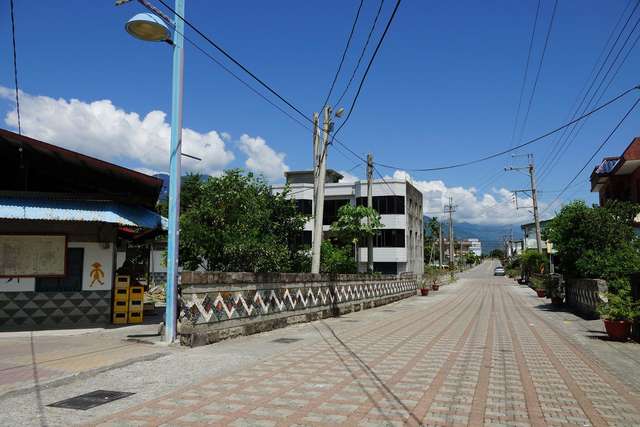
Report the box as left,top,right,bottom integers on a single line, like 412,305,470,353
338,170,360,183
386,170,540,225
0,87,234,175
237,134,289,180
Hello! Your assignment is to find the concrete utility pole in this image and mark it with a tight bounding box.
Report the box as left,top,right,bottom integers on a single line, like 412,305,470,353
438,219,444,269
367,153,374,273
444,197,456,268
506,153,542,253
311,106,331,274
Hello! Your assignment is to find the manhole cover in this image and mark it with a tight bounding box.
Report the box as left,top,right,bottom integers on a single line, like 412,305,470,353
271,338,302,344
342,319,359,322
48,390,135,410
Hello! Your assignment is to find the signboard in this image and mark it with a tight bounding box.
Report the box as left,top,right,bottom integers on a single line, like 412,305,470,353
0,235,66,277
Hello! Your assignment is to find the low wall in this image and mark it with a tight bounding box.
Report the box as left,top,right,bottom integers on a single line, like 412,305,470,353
178,272,417,347
565,278,607,319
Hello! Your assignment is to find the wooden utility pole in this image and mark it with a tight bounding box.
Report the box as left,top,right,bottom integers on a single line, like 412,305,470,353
506,153,542,253
444,197,456,268
311,106,331,274
367,153,374,273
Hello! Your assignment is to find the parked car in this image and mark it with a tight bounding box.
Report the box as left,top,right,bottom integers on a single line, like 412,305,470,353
494,266,505,276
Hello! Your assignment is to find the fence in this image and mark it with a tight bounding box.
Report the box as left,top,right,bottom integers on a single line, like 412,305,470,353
565,278,607,319
178,272,418,346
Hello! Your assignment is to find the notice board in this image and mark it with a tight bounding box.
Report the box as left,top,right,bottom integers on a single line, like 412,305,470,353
0,235,66,277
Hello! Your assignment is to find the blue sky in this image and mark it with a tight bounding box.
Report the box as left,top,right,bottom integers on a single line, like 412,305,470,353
1,1,639,225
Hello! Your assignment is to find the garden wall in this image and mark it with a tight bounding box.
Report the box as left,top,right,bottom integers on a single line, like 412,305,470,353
565,278,607,319
178,272,418,346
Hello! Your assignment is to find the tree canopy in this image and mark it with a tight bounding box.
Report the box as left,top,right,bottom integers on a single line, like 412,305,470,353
178,170,308,272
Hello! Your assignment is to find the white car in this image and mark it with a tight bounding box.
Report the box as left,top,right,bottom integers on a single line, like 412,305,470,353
494,266,505,276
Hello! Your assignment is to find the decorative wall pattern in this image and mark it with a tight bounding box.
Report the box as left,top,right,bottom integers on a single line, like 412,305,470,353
0,290,111,329
565,278,607,319
181,278,417,325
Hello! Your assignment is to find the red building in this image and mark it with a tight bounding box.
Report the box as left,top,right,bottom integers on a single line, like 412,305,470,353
590,137,640,206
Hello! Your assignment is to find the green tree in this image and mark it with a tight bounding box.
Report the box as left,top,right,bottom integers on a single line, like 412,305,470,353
489,249,505,259
544,200,640,282
424,217,441,263
178,169,308,272
320,204,383,273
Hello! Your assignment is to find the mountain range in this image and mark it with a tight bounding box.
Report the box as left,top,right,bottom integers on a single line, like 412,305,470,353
425,216,521,254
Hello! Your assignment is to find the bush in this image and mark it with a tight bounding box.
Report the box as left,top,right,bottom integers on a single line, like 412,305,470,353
597,282,640,321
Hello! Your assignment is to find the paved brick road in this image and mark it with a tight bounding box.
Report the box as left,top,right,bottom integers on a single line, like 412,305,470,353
84,263,640,426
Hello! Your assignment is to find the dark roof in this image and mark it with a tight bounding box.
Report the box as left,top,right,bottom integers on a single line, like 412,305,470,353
0,128,162,209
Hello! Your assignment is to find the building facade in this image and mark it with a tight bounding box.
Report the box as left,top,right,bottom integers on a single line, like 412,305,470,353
468,238,482,257
521,220,552,252
590,137,640,206
274,171,424,277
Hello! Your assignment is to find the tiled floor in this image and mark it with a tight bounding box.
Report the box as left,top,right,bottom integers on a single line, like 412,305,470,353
92,263,640,427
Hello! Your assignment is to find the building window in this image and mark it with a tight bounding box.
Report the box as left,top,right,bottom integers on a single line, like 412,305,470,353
35,247,84,292
291,230,312,247
374,262,398,274
295,199,313,215
356,196,405,215
373,229,405,248
323,199,350,225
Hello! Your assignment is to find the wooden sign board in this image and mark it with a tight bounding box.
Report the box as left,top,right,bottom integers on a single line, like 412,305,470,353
0,235,66,277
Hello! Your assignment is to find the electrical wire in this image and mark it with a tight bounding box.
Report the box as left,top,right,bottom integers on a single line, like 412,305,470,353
516,0,559,144
321,0,364,109
373,84,639,172
373,166,397,196
542,96,640,215
332,0,402,139
9,0,21,135
509,0,541,148
335,0,386,107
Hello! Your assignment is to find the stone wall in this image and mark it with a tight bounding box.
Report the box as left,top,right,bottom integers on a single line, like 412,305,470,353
565,278,607,319
179,272,417,347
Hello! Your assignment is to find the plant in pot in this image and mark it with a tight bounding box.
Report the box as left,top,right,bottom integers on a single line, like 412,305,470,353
419,281,429,296
544,274,564,305
431,276,440,291
597,291,640,341
530,276,546,297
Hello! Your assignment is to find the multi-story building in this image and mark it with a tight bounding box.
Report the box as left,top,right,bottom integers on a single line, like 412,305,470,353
521,220,552,251
468,238,482,256
590,137,640,206
273,170,424,277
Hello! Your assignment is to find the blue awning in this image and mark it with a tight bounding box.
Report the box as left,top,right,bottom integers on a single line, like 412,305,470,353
0,198,167,230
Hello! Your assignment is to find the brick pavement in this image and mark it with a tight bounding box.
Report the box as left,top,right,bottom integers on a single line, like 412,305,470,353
83,263,640,426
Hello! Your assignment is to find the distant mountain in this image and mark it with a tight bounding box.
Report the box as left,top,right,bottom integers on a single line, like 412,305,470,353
425,216,521,254
154,173,170,201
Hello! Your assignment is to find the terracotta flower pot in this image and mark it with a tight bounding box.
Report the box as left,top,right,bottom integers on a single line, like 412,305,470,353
431,284,439,291
535,289,546,298
551,296,563,305
603,319,632,341
420,288,429,296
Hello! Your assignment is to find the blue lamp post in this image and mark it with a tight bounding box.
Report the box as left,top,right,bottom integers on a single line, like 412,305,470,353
125,1,185,343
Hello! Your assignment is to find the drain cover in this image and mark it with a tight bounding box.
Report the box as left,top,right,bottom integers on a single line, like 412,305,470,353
271,338,302,344
48,390,134,410
342,319,359,322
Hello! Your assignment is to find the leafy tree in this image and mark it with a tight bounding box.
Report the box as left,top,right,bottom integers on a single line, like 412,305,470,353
178,169,308,272
321,204,382,273
489,249,505,259
424,217,441,263
544,200,640,282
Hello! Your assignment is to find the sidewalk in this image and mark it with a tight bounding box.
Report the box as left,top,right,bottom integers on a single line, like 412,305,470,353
0,320,177,398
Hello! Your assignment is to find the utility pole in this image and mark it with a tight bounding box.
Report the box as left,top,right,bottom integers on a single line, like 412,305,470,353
506,153,542,253
311,107,331,274
367,153,374,273
444,197,456,268
438,219,443,269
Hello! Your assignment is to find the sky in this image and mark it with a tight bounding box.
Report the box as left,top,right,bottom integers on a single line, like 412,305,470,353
1,1,639,226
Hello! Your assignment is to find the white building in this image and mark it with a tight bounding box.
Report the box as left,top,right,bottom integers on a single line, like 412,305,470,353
274,170,424,277
521,220,552,251
468,238,482,257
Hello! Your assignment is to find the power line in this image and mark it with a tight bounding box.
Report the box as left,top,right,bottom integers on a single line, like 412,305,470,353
153,0,311,125
321,0,364,109
373,166,397,196
542,96,640,215
9,0,21,135
537,1,640,182
517,0,559,144
509,0,541,148
335,0,386,107
373,84,639,172
333,0,402,139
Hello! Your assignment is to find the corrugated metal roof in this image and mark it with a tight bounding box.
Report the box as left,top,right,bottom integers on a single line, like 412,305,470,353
0,198,167,230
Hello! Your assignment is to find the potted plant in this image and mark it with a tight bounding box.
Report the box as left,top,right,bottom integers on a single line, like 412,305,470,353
419,281,429,296
597,292,640,341
530,275,546,297
544,274,564,305
431,277,440,291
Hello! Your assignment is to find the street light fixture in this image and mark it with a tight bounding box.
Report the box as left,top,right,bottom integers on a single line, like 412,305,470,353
125,13,172,42
123,1,185,344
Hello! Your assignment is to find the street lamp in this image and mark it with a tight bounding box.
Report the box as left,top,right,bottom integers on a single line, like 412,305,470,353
124,0,185,343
